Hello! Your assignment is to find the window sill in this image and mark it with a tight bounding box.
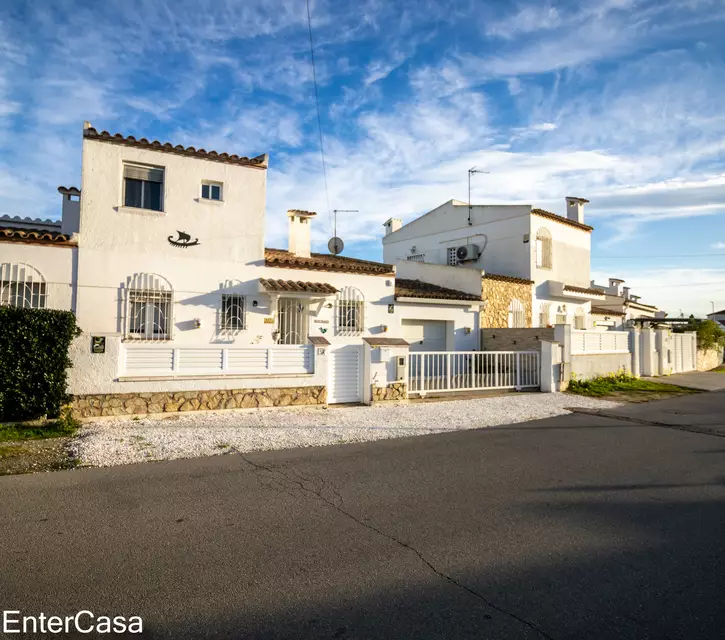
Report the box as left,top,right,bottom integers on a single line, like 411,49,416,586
117,206,166,216
195,198,225,205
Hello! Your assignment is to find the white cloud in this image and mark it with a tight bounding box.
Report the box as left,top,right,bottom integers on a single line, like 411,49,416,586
712,242,725,250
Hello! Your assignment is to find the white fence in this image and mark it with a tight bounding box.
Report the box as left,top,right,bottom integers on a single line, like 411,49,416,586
571,330,629,355
122,344,314,377
408,351,540,395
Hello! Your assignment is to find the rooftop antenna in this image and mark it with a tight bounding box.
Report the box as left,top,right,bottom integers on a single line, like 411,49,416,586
329,209,358,255
468,167,489,226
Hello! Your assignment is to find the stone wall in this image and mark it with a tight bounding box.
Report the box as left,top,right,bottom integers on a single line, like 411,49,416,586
697,347,724,371
371,382,407,402
72,386,327,418
482,328,554,351
481,278,533,328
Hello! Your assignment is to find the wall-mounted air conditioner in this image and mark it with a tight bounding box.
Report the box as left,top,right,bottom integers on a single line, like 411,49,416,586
456,244,480,262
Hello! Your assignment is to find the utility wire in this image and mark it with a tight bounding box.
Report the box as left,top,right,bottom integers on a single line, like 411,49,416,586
305,0,333,239
593,253,725,260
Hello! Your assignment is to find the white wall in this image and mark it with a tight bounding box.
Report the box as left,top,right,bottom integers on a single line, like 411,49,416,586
529,215,591,290
396,260,483,296
395,301,479,351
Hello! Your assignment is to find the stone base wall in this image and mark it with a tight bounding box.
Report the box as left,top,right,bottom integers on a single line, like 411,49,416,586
72,386,327,418
371,382,407,402
697,347,724,371
481,279,533,328
482,328,554,351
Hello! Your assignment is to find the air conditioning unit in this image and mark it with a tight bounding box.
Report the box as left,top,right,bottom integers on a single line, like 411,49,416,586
456,244,480,262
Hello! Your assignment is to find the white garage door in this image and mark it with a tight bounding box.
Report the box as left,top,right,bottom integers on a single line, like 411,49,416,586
402,319,447,352
328,345,363,404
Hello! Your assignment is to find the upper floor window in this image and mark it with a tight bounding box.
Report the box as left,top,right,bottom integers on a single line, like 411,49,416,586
124,164,164,212
221,294,246,331
0,262,46,309
407,254,426,262
125,273,173,341
447,247,459,266
508,298,525,328
201,181,223,201
535,227,552,269
337,286,364,336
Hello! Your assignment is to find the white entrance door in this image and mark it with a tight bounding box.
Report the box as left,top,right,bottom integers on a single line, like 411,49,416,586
328,345,363,404
402,319,447,352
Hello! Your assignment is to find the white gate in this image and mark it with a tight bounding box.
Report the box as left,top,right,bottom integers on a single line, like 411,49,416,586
671,332,696,373
408,351,539,395
328,345,363,404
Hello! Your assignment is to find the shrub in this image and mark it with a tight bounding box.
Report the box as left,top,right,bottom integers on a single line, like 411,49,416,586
0,307,81,421
693,320,725,352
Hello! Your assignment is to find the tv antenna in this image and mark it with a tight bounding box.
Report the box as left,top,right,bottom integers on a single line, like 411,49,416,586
468,167,489,226
329,209,357,255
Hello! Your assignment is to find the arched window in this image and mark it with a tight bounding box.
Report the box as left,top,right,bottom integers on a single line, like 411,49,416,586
574,307,586,330
337,286,364,336
0,262,47,309
125,273,173,340
538,302,551,328
508,298,525,328
535,227,552,269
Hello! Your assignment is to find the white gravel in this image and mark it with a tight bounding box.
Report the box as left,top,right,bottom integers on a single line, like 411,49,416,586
69,393,621,468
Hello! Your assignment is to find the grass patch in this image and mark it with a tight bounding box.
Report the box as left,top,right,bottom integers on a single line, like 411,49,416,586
0,407,79,443
567,371,697,398
712,365,725,373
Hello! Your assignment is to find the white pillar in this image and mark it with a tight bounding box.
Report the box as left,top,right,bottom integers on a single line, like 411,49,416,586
641,328,656,376
553,323,571,386
540,340,560,393
656,328,672,376
630,327,640,378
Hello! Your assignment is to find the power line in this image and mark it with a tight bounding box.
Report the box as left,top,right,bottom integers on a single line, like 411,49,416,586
593,253,725,260
305,0,333,239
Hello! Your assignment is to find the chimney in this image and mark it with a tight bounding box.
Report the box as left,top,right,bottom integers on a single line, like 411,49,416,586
608,278,624,296
622,286,630,300
383,218,402,236
58,186,81,235
287,209,316,257
566,197,589,224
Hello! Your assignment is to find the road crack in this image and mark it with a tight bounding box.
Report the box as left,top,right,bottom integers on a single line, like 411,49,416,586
238,453,556,640
567,408,725,438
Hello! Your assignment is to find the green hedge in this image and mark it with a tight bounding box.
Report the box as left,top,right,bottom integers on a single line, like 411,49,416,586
0,306,81,421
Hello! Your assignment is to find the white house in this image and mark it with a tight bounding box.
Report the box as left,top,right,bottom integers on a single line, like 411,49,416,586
0,122,485,415
590,278,662,324
382,197,605,330
707,309,725,329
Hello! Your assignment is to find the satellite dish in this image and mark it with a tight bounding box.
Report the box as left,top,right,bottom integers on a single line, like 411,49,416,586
328,236,344,255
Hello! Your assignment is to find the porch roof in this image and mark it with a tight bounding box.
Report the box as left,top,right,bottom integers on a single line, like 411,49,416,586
265,248,395,276
259,278,338,295
395,278,482,302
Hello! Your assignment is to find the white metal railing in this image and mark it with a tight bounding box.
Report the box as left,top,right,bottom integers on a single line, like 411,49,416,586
408,351,540,394
571,330,630,355
122,344,313,377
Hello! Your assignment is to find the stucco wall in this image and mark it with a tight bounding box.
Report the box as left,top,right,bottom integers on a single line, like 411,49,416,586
529,215,592,290
396,260,483,296
697,347,724,371
482,328,554,351
571,353,631,380
394,302,480,351
481,278,533,328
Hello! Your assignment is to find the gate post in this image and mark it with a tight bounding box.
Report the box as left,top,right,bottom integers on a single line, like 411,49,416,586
630,327,641,378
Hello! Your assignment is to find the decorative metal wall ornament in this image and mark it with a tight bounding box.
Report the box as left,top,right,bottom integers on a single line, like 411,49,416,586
168,230,200,248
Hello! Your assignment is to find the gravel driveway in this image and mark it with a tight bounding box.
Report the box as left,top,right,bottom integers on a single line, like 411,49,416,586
69,393,620,468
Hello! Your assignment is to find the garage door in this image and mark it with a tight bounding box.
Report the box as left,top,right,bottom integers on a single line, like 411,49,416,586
328,345,363,404
402,319,447,352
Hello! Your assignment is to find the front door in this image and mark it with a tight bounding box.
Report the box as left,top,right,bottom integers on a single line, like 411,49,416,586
277,298,308,345
328,345,363,404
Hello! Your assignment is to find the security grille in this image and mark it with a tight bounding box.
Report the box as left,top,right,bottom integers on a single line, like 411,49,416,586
221,294,246,331
508,298,525,328
277,298,308,345
535,227,552,269
407,254,425,262
0,262,47,309
538,302,551,327
574,309,586,330
337,286,364,336
125,273,173,341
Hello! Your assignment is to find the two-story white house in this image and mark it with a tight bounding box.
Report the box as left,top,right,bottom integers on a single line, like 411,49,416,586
382,198,605,331
590,277,663,326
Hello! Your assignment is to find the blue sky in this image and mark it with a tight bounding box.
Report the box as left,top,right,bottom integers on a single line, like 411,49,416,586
1,0,724,316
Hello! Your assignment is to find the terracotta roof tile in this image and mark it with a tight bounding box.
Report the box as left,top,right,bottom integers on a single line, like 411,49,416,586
0,226,74,246
483,272,534,285
532,208,593,232
308,336,331,346
83,127,267,169
57,186,81,196
564,284,606,296
259,278,337,294
362,337,410,346
590,306,626,317
287,209,317,216
395,278,481,302
265,248,394,276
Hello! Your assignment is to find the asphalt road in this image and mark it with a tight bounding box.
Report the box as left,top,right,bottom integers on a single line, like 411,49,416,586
2,391,725,639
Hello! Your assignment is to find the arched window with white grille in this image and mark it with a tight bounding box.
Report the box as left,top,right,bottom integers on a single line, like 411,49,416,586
508,298,525,328
535,227,552,269
574,307,586,330
337,286,364,336
0,262,47,309
538,302,551,328
124,273,173,340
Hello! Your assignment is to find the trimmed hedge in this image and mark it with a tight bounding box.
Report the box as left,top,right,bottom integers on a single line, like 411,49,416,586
0,306,81,421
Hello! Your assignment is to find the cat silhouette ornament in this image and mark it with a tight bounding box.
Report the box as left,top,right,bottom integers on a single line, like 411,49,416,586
168,230,200,248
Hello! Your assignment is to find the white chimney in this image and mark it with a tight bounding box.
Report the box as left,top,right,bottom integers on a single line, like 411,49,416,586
566,197,589,224
622,286,630,300
287,209,316,257
608,278,624,296
58,186,81,235
383,218,402,236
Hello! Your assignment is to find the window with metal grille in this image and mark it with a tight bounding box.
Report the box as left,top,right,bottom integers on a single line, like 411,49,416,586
201,181,223,201
125,273,173,340
535,227,552,269
337,287,364,336
574,308,586,330
123,164,164,211
508,298,525,328
221,294,245,331
538,302,551,327
407,254,426,262
447,247,459,266
0,263,47,309
276,298,308,345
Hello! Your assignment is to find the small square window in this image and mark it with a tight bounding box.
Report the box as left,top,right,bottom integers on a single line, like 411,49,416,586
201,182,223,201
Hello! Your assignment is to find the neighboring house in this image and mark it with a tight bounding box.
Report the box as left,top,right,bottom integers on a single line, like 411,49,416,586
707,309,725,329
590,278,662,324
382,197,604,329
589,306,627,331
0,123,486,410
